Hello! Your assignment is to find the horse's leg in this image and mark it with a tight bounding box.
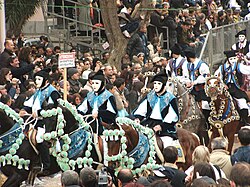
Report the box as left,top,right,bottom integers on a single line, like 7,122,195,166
2,172,26,187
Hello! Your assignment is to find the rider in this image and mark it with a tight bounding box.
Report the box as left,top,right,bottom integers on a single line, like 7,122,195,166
166,43,189,84
184,47,211,130
132,70,179,148
232,29,250,55
20,68,60,174
77,70,117,135
215,50,250,126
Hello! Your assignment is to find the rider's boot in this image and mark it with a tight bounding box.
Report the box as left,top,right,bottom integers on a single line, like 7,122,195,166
36,141,50,175
239,109,250,126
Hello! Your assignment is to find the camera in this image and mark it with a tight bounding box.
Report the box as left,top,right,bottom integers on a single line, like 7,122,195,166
98,167,108,187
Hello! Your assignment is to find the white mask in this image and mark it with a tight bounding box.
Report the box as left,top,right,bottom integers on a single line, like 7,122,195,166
92,80,102,92
154,81,163,93
239,35,246,43
35,76,44,88
228,56,237,65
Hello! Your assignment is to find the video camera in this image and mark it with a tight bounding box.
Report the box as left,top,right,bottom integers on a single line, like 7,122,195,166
98,167,109,187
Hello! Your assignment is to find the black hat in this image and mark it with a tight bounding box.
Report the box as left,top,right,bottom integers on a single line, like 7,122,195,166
34,68,50,80
91,70,105,82
235,29,246,37
184,48,196,58
151,70,168,84
224,50,237,58
171,43,182,55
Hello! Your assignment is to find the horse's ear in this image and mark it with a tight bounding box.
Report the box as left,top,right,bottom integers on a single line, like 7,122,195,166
166,70,172,78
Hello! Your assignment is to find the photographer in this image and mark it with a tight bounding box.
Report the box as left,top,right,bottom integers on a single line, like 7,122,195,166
79,167,113,187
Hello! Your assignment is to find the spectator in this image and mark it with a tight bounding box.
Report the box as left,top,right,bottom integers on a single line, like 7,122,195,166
54,46,61,55
102,52,110,64
177,21,196,50
117,169,134,187
0,94,12,107
79,167,98,187
81,59,92,80
113,78,129,117
147,37,162,60
0,84,8,98
61,170,80,187
0,38,15,69
217,10,226,26
230,162,250,187
164,9,179,48
150,146,187,187
127,23,149,64
92,57,103,72
185,145,226,181
41,36,53,49
192,162,217,184
104,65,114,84
210,137,232,179
0,68,19,99
7,55,38,92
68,67,83,94
231,127,250,164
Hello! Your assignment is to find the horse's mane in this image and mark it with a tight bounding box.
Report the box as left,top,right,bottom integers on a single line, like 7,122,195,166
43,104,79,134
0,109,15,134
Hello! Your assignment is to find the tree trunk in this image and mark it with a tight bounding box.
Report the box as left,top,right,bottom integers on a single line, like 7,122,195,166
99,0,153,70
99,0,128,70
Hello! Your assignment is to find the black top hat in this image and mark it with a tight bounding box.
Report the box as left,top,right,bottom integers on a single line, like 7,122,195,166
34,68,51,80
171,43,182,55
184,48,196,58
235,29,246,38
151,70,168,84
224,50,237,58
91,70,105,82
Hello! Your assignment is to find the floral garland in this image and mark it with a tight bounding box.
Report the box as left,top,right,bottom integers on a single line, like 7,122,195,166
208,87,240,128
170,78,200,126
40,99,94,171
0,102,30,170
104,117,160,175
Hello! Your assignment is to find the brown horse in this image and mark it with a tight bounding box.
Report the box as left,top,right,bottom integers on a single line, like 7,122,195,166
166,77,208,144
102,117,199,172
205,77,242,153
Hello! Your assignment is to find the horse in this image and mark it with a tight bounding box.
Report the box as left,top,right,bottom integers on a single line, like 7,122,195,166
0,101,103,186
165,76,208,145
102,117,200,172
0,105,38,187
205,77,243,153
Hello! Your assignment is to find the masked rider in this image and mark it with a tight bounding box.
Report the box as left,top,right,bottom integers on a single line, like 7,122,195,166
215,50,250,126
77,70,117,135
132,70,179,148
20,68,60,174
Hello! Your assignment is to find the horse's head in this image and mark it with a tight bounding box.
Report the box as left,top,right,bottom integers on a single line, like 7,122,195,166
42,104,78,134
166,77,177,95
205,77,225,100
102,120,137,170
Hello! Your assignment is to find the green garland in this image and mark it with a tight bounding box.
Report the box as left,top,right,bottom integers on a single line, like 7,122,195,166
104,117,160,175
0,102,30,170
40,99,94,171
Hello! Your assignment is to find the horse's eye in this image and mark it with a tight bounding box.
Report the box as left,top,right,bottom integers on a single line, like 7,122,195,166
169,83,172,86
